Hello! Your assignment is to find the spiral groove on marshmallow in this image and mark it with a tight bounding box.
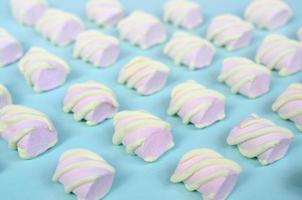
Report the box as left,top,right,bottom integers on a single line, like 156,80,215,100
0,84,12,109
164,32,215,70
163,0,203,29
73,30,120,68
218,57,271,98
113,110,174,162
272,83,302,131
11,0,49,26
18,47,70,92
0,105,58,159
0,28,23,67
256,34,302,76
168,80,226,128
36,9,84,46
244,0,293,30
117,11,167,49
118,56,170,95
53,149,115,200
227,114,293,165
171,149,241,200
206,14,253,51
63,81,118,126
86,0,125,27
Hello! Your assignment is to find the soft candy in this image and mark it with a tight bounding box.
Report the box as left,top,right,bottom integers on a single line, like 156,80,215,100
0,105,58,159
0,84,12,109
53,149,115,200
244,0,293,30
163,0,203,29
164,32,215,70
117,11,166,49
272,83,302,131
63,81,118,126
171,148,241,200
227,114,293,165
86,0,125,27
18,47,70,92
218,57,271,98
207,14,253,51
36,9,84,46
73,30,120,68
256,34,302,76
167,80,226,128
118,56,170,95
112,110,174,162
297,27,302,41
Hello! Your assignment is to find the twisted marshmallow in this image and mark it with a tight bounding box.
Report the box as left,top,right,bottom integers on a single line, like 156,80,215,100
206,14,253,51
163,0,203,29
64,81,118,126
164,32,215,70
86,0,125,27
256,34,302,76
11,0,48,26
227,114,293,165
117,11,166,49
118,56,170,95
168,80,225,128
113,110,174,162
244,0,293,30
218,57,271,98
171,149,241,200
0,84,12,109
0,28,23,67
73,30,120,68
18,47,70,92
297,27,302,42
272,83,302,131
0,105,58,159
36,9,84,46
53,149,115,200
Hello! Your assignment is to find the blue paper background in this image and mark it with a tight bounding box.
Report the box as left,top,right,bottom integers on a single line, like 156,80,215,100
0,0,302,199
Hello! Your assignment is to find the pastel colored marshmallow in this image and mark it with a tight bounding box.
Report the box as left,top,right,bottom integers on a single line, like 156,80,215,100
227,114,293,165
164,32,215,70
218,57,271,98
167,80,226,128
118,56,170,95
272,83,302,131
163,0,203,29
36,9,84,46
0,105,58,159
0,84,12,109
244,0,293,30
73,30,120,68
63,81,118,126
171,148,241,200
207,14,253,51
117,11,167,49
53,149,115,200
11,0,48,26
297,27,302,41
18,47,70,92
0,28,23,67
256,34,302,76
112,110,174,162
86,0,125,27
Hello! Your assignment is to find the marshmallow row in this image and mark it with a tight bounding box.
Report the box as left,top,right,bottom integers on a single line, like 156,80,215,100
113,110,174,162
0,84,12,109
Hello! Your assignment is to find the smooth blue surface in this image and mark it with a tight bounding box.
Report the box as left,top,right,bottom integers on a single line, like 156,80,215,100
0,0,302,199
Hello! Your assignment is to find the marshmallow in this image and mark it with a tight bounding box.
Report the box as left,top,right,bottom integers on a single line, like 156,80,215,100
227,114,293,165
297,27,302,41
117,11,166,49
18,47,70,92
0,105,58,159
53,149,115,200
164,32,215,70
168,80,226,128
118,56,170,95
171,148,241,200
113,110,174,162
0,84,12,109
